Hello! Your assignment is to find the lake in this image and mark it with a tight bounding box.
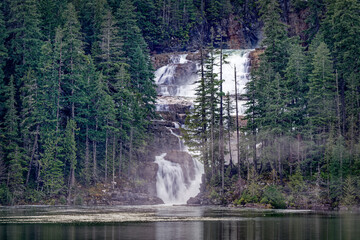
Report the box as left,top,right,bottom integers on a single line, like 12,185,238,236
0,205,359,240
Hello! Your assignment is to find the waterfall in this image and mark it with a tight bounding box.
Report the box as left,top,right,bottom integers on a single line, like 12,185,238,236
154,54,198,97
155,49,253,115
167,127,183,151
155,153,203,205
154,49,253,204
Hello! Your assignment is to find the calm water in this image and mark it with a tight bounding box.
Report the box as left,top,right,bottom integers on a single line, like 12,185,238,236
0,205,359,240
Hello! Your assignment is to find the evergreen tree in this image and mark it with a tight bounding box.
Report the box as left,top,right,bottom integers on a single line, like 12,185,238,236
37,0,66,40
62,119,77,196
6,0,43,83
307,42,336,138
76,0,108,55
0,3,8,120
97,9,124,88
2,76,24,201
89,73,114,182
115,0,157,153
323,0,360,136
19,69,41,186
284,41,308,134
60,3,87,121
258,0,289,75
7,145,24,202
40,136,64,197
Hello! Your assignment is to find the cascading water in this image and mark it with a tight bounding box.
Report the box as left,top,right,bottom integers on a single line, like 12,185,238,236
154,49,253,204
155,49,252,115
167,127,184,151
155,153,203,205
155,54,198,97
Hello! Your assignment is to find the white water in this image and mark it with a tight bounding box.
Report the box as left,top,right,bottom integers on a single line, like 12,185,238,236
155,54,198,97
167,127,184,150
155,153,203,205
155,49,253,115
154,49,252,204
214,49,251,96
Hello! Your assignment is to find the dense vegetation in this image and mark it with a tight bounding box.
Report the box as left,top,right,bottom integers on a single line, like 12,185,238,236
0,0,160,205
0,0,359,208
0,0,254,205
185,0,360,208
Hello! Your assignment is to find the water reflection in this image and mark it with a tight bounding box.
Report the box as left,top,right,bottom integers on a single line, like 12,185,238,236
0,206,359,240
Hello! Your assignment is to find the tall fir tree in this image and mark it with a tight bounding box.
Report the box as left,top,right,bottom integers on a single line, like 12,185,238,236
307,42,336,139
0,3,8,121
6,0,43,83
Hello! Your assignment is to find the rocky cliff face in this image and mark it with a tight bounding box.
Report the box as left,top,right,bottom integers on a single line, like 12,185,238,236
249,48,264,70
149,1,310,55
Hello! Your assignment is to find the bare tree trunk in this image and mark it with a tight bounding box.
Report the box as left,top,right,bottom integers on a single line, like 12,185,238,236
219,42,225,198
93,117,98,182
335,70,343,182
112,134,116,189
105,128,108,182
228,116,233,168
26,124,39,186
128,127,133,177
85,124,89,184
278,140,282,183
119,141,123,178
235,66,241,178
56,50,62,133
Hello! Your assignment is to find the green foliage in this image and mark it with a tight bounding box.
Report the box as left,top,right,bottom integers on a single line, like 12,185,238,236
74,195,84,205
63,119,77,175
0,0,360,208
260,185,286,209
238,190,258,204
23,188,44,203
0,184,12,205
341,175,357,207
40,136,64,197
288,167,305,194
307,42,335,135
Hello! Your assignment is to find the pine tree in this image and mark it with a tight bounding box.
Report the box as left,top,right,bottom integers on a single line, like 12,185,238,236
60,3,87,120
40,136,64,197
341,175,356,207
0,3,8,121
2,76,24,201
116,0,157,113
62,119,77,198
284,41,308,134
37,0,66,40
323,0,360,137
307,42,336,138
6,0,43,83
89,73,114,182
97,9,124,89
75,0,108,55
19,69,41,186
258,0,289,75
7,145,24,202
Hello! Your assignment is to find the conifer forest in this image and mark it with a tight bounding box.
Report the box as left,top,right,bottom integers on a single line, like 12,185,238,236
0,0,359,210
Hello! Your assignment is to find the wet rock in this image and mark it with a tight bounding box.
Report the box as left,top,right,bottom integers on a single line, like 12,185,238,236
227,14,247,49
249,48,264,70
152,53,172,69
173,62,197,85
136,162,159,196
164,150,195,185
187,197,201,205
288,8,309,42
